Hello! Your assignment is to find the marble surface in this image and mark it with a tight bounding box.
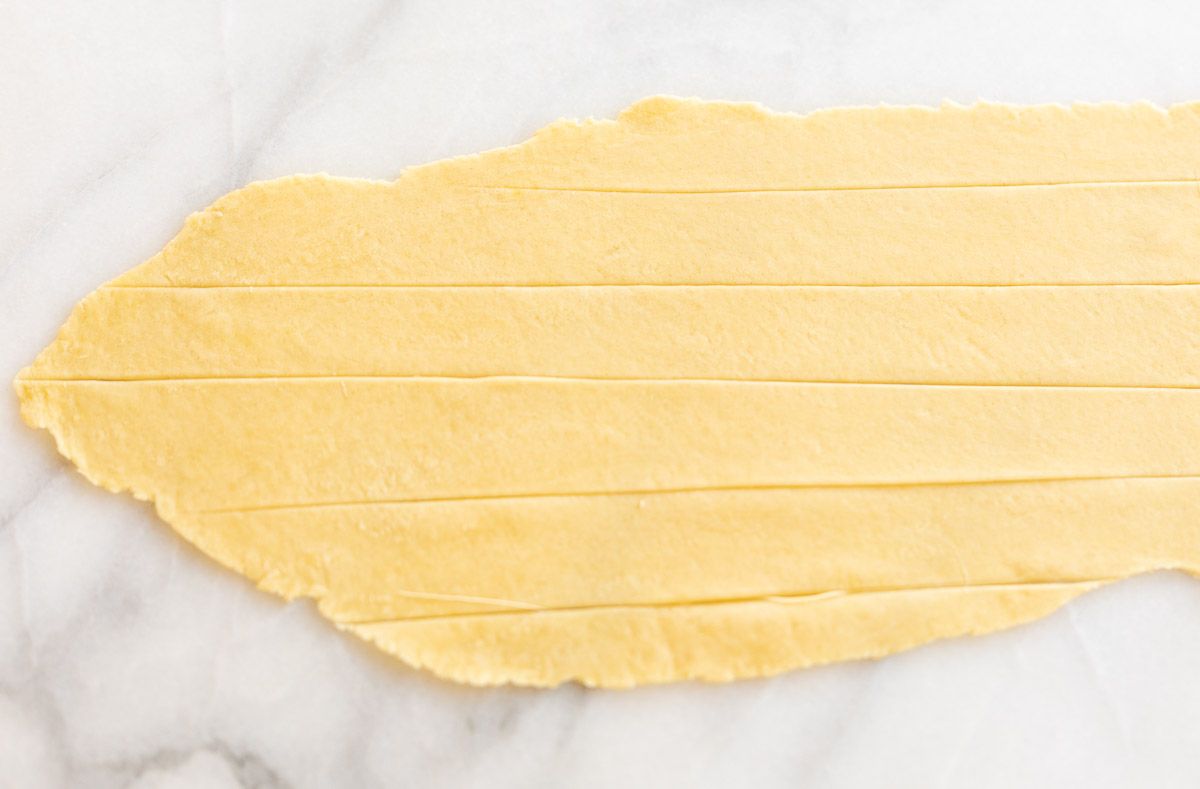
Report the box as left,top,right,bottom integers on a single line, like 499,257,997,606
4,1,1200,786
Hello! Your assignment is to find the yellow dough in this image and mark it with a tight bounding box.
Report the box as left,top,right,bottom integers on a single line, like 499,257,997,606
15,97,1200,687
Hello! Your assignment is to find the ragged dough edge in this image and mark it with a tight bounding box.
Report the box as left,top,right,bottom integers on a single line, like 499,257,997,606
13,95,1200,686
15,381,158,507
101,95,1200,289
342,582,1103,688
407,95,1200,185
13,384,353,637
390,95,1200,194
13,382,337,606
9,380,1132,689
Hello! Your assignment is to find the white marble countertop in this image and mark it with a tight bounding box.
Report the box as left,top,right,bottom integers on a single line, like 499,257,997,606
5,1,1200,786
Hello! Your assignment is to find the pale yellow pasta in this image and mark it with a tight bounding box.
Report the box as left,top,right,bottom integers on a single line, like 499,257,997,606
17,97,1200,686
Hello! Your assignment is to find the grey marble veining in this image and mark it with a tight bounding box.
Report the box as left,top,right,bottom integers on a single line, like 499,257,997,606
4,1,1200,786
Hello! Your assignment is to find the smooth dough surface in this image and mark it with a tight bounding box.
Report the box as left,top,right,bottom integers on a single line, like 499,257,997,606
16,96,1200,687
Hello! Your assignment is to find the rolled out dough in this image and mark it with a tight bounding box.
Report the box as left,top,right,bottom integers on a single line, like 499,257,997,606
16,97,1200,687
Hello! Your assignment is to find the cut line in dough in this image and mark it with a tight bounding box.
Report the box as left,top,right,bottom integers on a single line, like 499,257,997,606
15,96,1200,686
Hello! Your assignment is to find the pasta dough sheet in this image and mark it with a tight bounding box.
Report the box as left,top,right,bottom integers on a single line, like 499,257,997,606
16,97,1200,687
